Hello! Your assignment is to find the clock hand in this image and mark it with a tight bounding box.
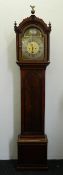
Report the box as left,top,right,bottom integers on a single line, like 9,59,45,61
31,43,34,53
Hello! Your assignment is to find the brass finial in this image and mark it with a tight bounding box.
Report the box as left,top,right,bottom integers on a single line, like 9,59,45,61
49,22,51,31
30,5,35,14
14,21,17,32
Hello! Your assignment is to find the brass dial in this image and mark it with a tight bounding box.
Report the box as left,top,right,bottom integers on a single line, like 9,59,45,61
27,41,39,54
19,27,45,60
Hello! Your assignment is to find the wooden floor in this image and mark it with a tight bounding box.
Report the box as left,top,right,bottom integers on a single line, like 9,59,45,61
0,160,63,175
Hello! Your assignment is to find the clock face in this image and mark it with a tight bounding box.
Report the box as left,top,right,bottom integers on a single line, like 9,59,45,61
19,27,46,60
27,41,39,55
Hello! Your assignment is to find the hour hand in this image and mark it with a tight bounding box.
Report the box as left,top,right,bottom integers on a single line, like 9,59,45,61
31,44,34,53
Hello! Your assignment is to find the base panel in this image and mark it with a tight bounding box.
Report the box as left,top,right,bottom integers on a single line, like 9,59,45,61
17,135,48,170
17,164,48,170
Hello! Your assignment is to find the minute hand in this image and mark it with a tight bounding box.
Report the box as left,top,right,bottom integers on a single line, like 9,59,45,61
31,44,34,53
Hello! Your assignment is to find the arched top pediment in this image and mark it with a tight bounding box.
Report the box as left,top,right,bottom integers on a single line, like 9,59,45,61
14,15,51,34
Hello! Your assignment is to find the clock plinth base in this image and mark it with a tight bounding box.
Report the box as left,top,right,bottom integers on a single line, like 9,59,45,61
17,164,48,170
17,135,48,170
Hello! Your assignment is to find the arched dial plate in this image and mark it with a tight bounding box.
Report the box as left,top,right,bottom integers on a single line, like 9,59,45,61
19,27,46,60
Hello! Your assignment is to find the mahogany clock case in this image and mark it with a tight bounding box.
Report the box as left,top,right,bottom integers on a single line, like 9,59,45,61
14,13,51,170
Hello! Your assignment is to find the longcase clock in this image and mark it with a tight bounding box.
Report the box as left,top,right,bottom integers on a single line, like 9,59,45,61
14,6,51,170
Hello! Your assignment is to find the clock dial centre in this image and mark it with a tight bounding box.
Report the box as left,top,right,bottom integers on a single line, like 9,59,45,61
27,41,39,54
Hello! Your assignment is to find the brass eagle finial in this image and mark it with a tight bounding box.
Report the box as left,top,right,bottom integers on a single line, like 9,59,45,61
30,5,35,14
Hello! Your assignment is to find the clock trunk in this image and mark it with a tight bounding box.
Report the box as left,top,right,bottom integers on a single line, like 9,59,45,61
21,68,45,135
